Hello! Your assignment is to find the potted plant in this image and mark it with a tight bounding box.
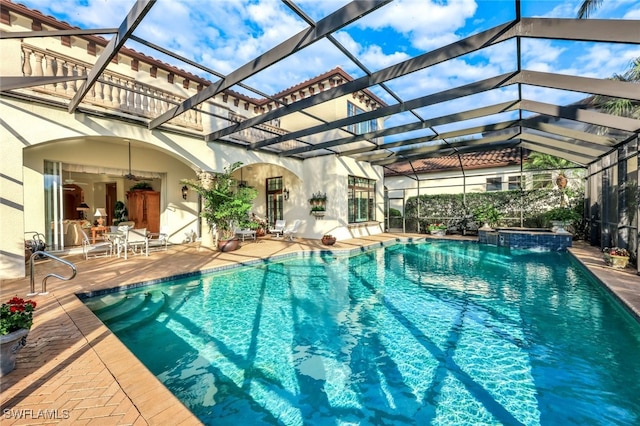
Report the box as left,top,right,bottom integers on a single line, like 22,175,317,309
321,234,336,246
427,223,447,236
113,201,128,226
473,204,502,229
250,213,268,237
602,247,630,269
1,297,37,376
182,162,257,252
309,192,327,217
545,207,580,233
129,181,153,191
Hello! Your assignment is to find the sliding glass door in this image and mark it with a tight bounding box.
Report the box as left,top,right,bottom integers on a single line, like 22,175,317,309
44,160,65,251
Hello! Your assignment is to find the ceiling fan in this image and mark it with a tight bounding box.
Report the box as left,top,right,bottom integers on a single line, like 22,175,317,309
123,141,139,181
64,170,88,188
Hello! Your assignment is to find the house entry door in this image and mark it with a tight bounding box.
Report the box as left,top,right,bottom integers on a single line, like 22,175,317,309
266,177,284,227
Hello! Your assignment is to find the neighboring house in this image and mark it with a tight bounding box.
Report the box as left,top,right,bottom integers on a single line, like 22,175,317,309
0,0,386,279
383,148,584,215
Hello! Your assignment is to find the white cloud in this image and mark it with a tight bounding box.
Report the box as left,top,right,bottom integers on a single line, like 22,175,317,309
13,0,639,109
623,7,640,19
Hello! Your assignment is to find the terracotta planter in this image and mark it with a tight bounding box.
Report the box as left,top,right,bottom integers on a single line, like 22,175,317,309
556,174,568,189
321,236,336,246
1,328,29,377
603,253,629,269
217,238,240,252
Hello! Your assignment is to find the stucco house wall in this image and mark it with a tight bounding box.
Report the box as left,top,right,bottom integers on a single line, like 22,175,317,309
0,3,386,279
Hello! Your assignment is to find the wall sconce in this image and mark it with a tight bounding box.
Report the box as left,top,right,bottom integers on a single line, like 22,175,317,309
181,185,189,200
283,188,290,201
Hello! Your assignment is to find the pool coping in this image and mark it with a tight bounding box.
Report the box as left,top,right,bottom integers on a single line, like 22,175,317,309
567,244,640,321
3,235,638,425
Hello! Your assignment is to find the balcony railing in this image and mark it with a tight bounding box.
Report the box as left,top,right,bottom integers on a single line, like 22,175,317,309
228,111,293,147
20,44,202,131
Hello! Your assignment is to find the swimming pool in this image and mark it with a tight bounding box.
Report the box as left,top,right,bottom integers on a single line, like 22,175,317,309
84,241,640,425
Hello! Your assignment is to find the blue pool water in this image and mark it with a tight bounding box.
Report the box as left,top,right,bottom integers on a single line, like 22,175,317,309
84,241,640,425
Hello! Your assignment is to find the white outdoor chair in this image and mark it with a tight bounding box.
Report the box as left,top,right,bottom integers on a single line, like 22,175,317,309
119,228,149,260
283,220,302,241
80,229,113,260
148,226,170,251
269,220,286,238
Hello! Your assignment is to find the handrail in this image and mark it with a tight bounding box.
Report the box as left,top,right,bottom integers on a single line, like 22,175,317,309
28,251,77,296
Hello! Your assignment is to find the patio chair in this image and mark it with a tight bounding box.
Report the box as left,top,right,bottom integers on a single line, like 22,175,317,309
148,226,169,251
283,220,302,241
80,229,113,260
119,228,149,260
269,220,286,238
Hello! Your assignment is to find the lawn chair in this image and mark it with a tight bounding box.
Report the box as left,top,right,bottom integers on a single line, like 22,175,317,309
148,226,169,251
80,229,112,260
119,228,148,260
283,220,301,241
269,220,286,238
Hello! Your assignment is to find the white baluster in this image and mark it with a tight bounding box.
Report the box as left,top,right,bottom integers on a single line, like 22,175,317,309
55,59,65,92
33,52,44,77
119,80,127,109
112,78,121,108
127,81,135,111
22,47,33,76
159,94,167,114
105,77,113,104
133,84,142,114
45,55,55,91
87,69,95,101
66,63,77,97
148,89,156,115
142,86,149,115
97,79,104,103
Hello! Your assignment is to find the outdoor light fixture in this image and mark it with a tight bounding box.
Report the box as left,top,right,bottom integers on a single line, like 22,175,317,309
181,185,189,200
94,208,108,226
283,188,290,201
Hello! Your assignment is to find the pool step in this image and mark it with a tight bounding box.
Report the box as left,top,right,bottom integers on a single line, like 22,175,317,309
108,292,169,334
84,293,129,315
97,292,152,323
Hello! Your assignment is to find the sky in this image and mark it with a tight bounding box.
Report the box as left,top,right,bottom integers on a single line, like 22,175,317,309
13,0,640,137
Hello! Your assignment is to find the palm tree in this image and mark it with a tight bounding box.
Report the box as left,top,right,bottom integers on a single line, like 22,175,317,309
577,1,640,128
577,0,603,19
591,58,640,120
524,153,579,208
524,152,578,190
